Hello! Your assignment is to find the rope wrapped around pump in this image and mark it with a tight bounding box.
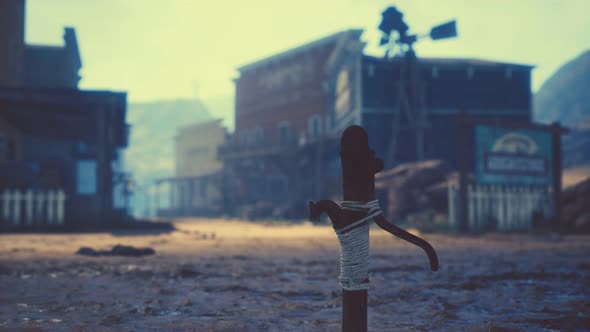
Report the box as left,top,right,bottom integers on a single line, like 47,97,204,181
310,198,439,290
336,200,381,291
309,125,438,332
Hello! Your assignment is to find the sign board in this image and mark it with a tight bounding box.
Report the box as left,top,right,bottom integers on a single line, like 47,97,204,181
76,160,97,195
334,68,352,119
475,125,553,185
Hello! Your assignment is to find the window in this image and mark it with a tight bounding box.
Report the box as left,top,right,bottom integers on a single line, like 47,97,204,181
253,127,264,144
308,114,322,138
467,66,474,80
278,122,290,144
267,175,288,200
78,141,88,153
76,160,97,195
0,134,7,161
335,68,352,118
432,66,439,78
367,64,375,77
505,67,513,79
239,129,249,146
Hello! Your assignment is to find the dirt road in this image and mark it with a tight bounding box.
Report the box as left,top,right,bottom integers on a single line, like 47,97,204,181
0,219,589,331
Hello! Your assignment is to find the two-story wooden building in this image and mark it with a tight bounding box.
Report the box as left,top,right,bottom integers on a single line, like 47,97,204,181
156,119,226,217
218,30,363,217
218,28,535,219
0,0,129,227
0,88,128,225
326,48,534,171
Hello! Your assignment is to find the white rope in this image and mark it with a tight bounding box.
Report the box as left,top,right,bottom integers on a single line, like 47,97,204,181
335,200,381,291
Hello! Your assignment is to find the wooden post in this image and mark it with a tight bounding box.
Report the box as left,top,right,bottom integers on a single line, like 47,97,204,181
310,126,439,332
467,185,478,232
501,186,507,232
448,185,456,230
551,122,563,224
47,190,56,225
25,189,34,226
35,191,45,225
155,182,160,217
2,191,9,224
56,190,66,225
12,190,21,225
456,115,469,233
339,126,374,332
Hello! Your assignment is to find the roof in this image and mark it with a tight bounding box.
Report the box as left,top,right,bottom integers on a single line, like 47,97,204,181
364,55,534,70
178,118,224,133
0,86,126,106
0,106,98,142
237,29,364,73
24,27,82,89
0,86,128,144
156,173,221,184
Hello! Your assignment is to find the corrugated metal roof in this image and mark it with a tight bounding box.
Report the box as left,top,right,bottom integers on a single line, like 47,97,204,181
237,29,364,73
364,55,534,70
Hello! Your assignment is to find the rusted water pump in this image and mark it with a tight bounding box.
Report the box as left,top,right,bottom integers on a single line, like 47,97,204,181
309,125,438,332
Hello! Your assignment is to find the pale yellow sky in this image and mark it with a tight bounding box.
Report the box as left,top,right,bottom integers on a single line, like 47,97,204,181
25,0,590,102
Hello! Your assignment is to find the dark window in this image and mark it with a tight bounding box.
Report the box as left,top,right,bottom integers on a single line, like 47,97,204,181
0,134,7,161
308,115,322,138
278,122,290,144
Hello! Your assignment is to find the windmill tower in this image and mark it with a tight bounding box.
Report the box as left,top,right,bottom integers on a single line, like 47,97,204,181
378,7,457,166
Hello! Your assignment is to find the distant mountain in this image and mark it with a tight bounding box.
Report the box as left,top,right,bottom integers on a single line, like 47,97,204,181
124,99,211,180
534,49,590,126
202,95,235,132
533,50,590,168
123,99,212,216
562,126,590,168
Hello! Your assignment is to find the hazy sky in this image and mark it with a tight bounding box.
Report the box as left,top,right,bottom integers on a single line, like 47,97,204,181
26,0,589,103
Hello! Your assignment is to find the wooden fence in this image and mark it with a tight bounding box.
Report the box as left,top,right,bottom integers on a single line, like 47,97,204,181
0,189,66,227
448,185,552,232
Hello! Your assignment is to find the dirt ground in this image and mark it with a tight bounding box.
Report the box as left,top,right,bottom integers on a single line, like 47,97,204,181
0,219,589,332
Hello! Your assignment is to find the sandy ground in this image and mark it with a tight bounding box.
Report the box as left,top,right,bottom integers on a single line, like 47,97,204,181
563,165,590,188
0,219,589,332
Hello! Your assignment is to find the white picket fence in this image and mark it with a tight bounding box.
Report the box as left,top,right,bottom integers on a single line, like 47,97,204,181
448,185,552,232
0,189,67,227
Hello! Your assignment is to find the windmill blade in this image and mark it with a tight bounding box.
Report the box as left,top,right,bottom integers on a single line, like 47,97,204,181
430,20,457,40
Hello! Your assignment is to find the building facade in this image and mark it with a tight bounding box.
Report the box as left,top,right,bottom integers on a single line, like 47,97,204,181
0,0,129,227
157,119,226,217
0,88,128,225
218,29,535,219
327,48,533,171
0,0,81,89
219,30,363,218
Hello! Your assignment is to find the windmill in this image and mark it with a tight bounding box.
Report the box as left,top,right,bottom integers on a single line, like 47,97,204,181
378,6,457,167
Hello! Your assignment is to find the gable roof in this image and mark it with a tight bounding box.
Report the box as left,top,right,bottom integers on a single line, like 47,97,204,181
237,29,364,74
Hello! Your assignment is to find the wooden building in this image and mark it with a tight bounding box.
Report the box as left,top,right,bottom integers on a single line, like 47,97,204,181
156,119,226,217
0,1,81,89
326,50,534,170
218,29,536,219
0,88,128,226
0,0,129,227
218,30,363,217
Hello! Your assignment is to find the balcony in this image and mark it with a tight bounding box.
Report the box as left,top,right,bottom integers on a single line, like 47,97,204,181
218,137,298,161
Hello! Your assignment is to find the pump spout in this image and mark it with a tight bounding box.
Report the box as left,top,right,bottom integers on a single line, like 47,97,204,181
309,200,342,224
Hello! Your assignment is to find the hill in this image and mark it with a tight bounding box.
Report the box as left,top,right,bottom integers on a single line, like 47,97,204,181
123,99,212,215
534,49,590,126
534,50,590,168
